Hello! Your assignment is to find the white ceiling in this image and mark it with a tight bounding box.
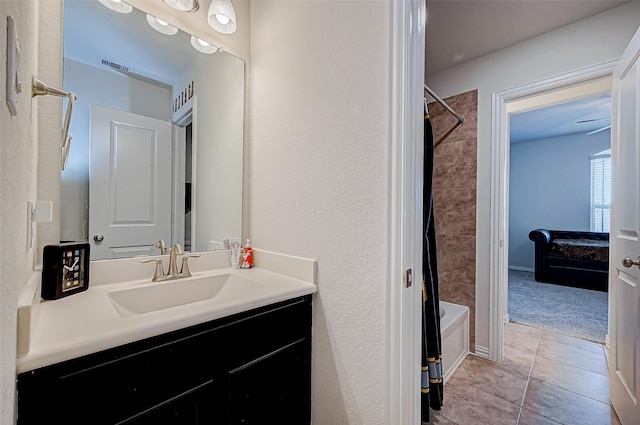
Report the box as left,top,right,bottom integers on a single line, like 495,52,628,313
425,0,628,76
425,0,626,142
510,93,611,143
64,0,199,87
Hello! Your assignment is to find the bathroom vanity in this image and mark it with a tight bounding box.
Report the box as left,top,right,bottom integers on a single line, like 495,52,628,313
16,250,316,424
17,295,311,424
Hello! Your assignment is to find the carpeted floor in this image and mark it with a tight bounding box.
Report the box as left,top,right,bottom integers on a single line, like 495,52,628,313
508,270,608,343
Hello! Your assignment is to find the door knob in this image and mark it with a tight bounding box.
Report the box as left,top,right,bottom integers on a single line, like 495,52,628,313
93,233,104,242
622,256,640,269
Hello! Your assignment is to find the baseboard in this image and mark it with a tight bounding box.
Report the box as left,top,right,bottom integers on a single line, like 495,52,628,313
508,266,534,272
474,345,490,358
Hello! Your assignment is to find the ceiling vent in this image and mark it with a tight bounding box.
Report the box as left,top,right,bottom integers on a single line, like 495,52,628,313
100,58,171,89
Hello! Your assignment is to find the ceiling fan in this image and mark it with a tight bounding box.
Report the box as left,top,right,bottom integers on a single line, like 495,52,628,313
576,117,611,135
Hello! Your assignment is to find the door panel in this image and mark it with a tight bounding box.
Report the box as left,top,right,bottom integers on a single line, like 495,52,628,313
610,24,640,425
89,105,172,260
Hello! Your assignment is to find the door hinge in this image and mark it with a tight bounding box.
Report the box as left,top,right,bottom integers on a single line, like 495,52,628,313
406,269,412,288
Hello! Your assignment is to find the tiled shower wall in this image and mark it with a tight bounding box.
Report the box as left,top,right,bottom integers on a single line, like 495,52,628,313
428,89,478,350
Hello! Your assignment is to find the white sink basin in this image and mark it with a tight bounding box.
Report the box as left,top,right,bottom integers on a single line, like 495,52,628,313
107,274,260,317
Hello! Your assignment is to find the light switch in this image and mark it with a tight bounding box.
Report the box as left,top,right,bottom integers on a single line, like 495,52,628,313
26,201,53,249
34,201,53,223
6,15,21,117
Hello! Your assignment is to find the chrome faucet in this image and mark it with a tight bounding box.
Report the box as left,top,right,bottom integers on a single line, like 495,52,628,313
155,239,168,255
167,243,184,277
140,243,200,282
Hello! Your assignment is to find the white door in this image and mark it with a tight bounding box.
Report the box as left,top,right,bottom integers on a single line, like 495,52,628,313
89,105,172,260
610,25,640,425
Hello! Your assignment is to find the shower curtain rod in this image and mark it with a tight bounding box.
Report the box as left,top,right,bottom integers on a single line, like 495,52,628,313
424,84,465,147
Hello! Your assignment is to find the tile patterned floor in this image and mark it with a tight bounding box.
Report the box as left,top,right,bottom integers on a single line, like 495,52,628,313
425,322,621,425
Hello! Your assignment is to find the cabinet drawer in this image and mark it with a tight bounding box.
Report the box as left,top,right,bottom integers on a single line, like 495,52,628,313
220,296,312,370
18,327,222,424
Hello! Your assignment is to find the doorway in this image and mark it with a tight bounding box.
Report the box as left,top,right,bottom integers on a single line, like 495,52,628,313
507,93,611,344
489,62,617,361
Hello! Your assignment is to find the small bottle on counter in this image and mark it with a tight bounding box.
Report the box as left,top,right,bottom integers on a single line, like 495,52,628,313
240,239,253,269
229,238,241,268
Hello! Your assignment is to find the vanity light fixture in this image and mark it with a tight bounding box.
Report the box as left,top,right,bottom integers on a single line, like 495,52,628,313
163,0,200,13
146,14,179,35
97,0,133,14
190,36,219,54
207,0,237,34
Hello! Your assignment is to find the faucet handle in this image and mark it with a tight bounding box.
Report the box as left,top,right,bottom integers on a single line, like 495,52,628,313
155,240,168,255
179,254,201,278
140,258,166,282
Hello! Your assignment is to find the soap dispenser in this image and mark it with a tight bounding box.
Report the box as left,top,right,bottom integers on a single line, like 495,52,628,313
240,239,253,269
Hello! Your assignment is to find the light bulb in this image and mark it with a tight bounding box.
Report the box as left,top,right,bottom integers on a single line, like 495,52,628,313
146,14,178,35
215,14,230,25
98,0,133,13
163,0,199,12
190,36,218,54
207,0,237,34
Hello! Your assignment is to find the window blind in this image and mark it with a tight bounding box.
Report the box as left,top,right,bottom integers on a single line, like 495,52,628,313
591,150,611,232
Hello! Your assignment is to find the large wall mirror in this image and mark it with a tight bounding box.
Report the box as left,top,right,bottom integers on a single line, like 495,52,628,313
62,0,245,260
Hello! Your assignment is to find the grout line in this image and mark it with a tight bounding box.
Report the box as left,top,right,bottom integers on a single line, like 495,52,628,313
514,326,541,425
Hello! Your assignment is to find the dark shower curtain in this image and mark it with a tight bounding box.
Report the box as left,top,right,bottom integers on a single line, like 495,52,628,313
421,105,443,423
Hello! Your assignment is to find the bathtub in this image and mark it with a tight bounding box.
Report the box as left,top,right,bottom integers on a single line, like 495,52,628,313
439,301,469,384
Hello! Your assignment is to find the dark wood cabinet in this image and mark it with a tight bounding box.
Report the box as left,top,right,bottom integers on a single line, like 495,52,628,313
17,296,312,425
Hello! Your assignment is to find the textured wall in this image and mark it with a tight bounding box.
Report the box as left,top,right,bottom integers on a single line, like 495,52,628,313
429,89,478,350
0,2,62,423
250,1,390,423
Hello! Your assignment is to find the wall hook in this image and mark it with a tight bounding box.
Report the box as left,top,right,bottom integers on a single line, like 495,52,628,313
31,75,77,170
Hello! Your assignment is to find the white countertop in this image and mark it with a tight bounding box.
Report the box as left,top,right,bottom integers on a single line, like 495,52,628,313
17,249,317,373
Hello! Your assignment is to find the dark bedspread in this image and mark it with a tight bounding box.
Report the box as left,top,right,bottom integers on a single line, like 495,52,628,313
550,238,609,262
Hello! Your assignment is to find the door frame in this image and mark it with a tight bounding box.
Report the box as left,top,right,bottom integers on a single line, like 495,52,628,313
489,60,617,360
171,96,196,249
387,0,425,423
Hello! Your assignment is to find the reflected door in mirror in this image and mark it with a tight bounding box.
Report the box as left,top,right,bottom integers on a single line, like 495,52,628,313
89,105,172,260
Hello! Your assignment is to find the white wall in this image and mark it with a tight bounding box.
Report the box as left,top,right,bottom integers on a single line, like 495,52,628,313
177,53,245,250
426,2,640,352
0,1,63,423
250,1,390,423
61,58,171,241
509,131,611,270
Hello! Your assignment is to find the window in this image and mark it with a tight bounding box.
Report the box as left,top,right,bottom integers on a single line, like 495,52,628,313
590,149,611,232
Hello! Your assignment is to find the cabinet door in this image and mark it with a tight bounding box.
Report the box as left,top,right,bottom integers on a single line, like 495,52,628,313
228,338,311,425
120,380,220,425
17,326,223,425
